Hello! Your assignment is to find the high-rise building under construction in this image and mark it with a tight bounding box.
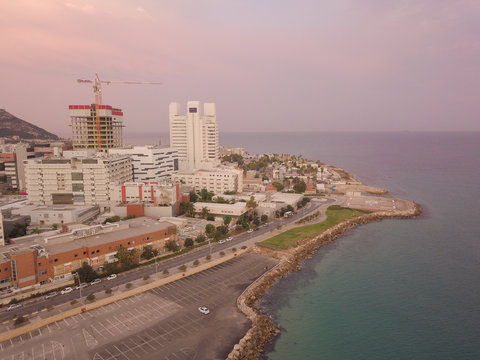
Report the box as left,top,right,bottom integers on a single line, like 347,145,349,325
69,104,124,150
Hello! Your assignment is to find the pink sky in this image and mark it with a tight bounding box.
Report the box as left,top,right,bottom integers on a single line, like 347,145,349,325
1,0,479,137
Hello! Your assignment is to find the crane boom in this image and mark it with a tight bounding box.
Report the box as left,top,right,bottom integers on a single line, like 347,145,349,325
76,73,161,150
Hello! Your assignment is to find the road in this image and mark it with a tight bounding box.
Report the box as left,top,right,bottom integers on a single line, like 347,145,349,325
0,197,335,324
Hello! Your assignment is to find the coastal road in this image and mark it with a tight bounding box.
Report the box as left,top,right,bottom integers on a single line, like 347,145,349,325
0,254,277,360
0,197,335,324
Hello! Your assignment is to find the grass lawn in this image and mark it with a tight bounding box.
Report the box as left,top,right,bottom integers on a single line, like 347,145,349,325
259,205,371,250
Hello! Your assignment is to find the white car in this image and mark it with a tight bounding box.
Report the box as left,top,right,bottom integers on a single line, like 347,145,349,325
7,303,22,311
90,278,101,285
247,229,253,233
218,239,226,244
198,306,210,315
45,291,58,299
61,287,73,295
75,282,89,290
226,237,233,242
107,274,117,280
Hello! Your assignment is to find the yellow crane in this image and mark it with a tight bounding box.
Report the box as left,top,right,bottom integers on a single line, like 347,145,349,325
76,73,161,149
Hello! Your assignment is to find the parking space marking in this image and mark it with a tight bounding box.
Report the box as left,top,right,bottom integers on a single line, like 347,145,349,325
63,317,71,326
97,321,116,337
90,324,108,340
113,315,131,331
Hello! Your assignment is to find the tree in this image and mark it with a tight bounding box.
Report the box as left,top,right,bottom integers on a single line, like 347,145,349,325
76,262,98,283
272,182,284,191
103,216,121,224
184,238,194,248
261,214,268,222
189,190,198,203
103,262,119,275
246,196,257,209
201,207,210,220
216,225,228,235
179,201,195,217
199,188,214,202
253,217,260,226
293,180,307,193
223,216,232,227
286,205,294,212
165,240,180,252
8,223,27,239
196,234,206,243
115,247,140,269
207,214,215,221
215,196,227,204
14,316,26,326
141,245,158,260
205,224,216,238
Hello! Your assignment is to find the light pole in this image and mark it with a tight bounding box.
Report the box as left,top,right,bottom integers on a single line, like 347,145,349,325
73,272,82,299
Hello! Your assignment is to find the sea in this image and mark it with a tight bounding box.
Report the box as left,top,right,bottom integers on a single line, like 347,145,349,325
125,132,480,360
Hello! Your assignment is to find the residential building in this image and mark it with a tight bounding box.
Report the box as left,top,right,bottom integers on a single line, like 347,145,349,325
69,104,124,150
173,167,242,195
169,101,219,171
0,144,28,191
108,145,178,182
0,217,176,289
24,154,132,209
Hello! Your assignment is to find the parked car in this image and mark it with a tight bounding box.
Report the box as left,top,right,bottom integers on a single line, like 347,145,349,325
107,274,117,280
61,287,73,295
226,237,233,241
75,282,89,290
254,227,260,231
90,278,101,285
45,292,58,299
198,306,210,315
218,239,226,244
247,229,253,233
7,303,22,311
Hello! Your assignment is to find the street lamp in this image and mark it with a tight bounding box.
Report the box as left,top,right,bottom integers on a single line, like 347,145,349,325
73,272,82,299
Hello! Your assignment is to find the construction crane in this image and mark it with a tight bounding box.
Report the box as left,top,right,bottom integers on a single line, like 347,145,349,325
76,73,161,149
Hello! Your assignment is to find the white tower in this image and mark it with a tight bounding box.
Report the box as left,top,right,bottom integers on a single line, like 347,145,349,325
169,101,219,171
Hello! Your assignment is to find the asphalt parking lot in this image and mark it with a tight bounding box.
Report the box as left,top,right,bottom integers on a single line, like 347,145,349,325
0,253,277,360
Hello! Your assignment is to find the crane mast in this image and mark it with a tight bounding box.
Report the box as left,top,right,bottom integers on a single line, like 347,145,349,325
76,73,161,149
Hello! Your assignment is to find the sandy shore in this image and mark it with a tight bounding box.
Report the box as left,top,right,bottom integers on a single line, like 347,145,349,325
226,200,422,360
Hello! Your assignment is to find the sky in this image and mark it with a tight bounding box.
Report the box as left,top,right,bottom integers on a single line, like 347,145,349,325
1,0,479,137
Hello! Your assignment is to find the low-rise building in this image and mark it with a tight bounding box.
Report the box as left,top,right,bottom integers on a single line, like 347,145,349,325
193,202,248,217
173,167,242,195
0,217,176,290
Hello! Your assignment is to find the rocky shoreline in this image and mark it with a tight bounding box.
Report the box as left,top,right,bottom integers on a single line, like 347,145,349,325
226,201,422,360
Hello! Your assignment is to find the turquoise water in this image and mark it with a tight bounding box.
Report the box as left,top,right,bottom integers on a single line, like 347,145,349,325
126,131,480,359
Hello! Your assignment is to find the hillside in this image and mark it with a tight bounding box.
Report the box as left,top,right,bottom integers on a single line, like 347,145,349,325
0,109,60,140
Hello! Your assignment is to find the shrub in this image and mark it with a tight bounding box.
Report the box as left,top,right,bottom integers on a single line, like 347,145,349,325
162,269,169,275
105,288,112,295
8,298,19,305
205,255,212,261
70,299,78,305
193,259,200,267
241,245,247,249
231,247,237,252
196,235,206,243
219,251,225,257
125,283,133,289
86,294,96,302
143,275,150,281
178,264,187,272
184,238,194,248
14,316,26,326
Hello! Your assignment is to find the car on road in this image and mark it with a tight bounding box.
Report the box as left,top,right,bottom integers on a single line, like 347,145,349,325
7,303,22,311
254,227,260,231
61,287,73,295
90,278,101,285
218,239,226,244
75,282,89,290
263,223,269,227
45,291,58,299
247,229,253,233
107,274,117,280
198,306,210,315
226,236,233,241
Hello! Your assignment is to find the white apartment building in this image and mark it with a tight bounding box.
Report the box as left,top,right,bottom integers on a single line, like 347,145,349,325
24,154,132,208
172,168,242,195
108,145,178,182
169,101,219,171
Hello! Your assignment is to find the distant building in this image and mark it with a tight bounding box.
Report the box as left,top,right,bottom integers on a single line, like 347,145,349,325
24,154,132,209
108,145,179,182
169,101,219,171
0,143,28,191
69,104,124,150
173,168,242,195
0,212,4,247
194,202,248,217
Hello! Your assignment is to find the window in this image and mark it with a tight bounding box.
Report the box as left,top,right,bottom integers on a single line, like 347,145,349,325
91,251,94,255
83,251,87,255
96,250,100,253
38,262,42,266
74,254,78,257
39,269,47,276
54,258,58,262
127,242,130,245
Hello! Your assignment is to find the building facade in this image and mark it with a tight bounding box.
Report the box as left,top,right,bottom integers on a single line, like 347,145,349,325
172,168,242,195
108,145,179,182
169,101,219,171
24,154,132,208
70,104,124,150
0,144,28,191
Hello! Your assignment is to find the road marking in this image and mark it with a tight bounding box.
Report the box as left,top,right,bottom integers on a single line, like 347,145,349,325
136,335,156,350
91,323,109,339
83,328,98,348
63,318,70,326
113,315,130,331
78,312,86,320
102,319,119,336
